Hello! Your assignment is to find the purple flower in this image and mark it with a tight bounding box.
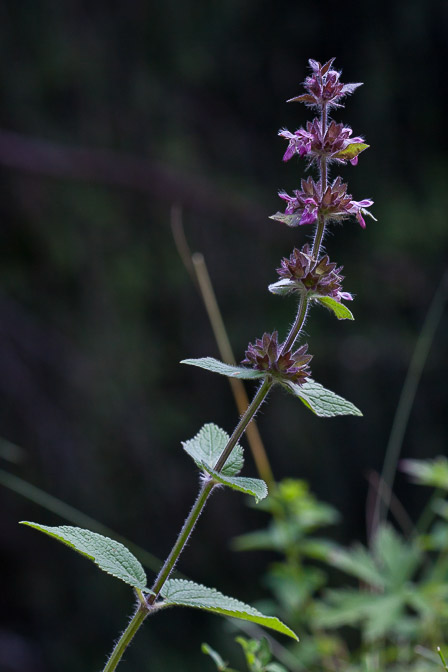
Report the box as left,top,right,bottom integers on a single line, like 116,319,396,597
242,331,312,385
278,128,313,161
278,177,320,226
277,244,353,302
280,119,365,166
288,58,363,110
275,177,374,229
346,198,375,229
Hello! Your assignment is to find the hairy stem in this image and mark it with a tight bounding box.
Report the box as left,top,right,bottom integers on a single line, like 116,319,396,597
103,600,148,672
312,102,328,259
312,212,326,260
213,378,272,472
281,292,308,354
320,102,328,188
148,479,216,604
148,377,272,605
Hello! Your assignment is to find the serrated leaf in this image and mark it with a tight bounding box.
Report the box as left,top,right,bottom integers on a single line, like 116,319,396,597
373,525,421,588
269,211,303,228
332,142,370,161
314,589,372,629
268,279,298,296
20,523,147,590
328,545,385,589
281,379,362,417
202,463,268,503
182,423,243,476
315,589,405,642
313,296,354,320
182,357,265,380
160,579,298,641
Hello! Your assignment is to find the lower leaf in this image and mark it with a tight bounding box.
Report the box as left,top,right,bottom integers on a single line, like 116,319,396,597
20,522,147,590
160,579,298,641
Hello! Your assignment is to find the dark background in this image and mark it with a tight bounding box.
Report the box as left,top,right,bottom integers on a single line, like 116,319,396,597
1,1,447,671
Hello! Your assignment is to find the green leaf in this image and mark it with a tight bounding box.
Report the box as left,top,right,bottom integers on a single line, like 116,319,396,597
182,423,243,476
201,643,235,671
332,142,370,161
269,211,303,228
202,464,268,503
281,379,362,417
313,296,354,320
236,636,272,669
268,279,298,296
401,456,448,490
20,523,147,590
373,525,421,588
160,579,298,641
315,588,407,640
182,358,265,380
314,588,372,629
328,545,385,589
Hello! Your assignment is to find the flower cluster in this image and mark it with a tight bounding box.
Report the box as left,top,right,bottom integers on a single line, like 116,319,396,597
288,58,362,109
279,119,365,166
242,331,312,385
277,176,374,229
273,58,374,231
277,244,352,302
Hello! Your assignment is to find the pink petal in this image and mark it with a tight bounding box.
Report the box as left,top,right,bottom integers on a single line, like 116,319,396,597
299,210,318,226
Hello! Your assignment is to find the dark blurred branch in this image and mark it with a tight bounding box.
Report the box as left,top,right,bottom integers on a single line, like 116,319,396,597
371,268,448,539
0,129,265,225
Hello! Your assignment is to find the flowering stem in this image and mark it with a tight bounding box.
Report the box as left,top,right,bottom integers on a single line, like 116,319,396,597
213,377,272,472
320,103,328,188
281,292,308,353
312,102,328,259
312,213,326,259
147,377,272,606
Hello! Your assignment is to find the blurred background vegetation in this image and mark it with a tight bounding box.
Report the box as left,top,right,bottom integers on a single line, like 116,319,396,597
0,1,447,670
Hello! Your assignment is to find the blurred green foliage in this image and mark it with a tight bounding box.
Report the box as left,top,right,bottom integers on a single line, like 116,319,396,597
209,464,448,672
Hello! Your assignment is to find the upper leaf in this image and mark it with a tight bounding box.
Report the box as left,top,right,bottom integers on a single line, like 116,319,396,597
268,279,298,296
269,211,303,228
313,296,354,320
332,142,370,161
281,379,362,417
182,357,265,380
202,464,268,503
182,423,243,476
160,579,298,641
20,523,147,590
